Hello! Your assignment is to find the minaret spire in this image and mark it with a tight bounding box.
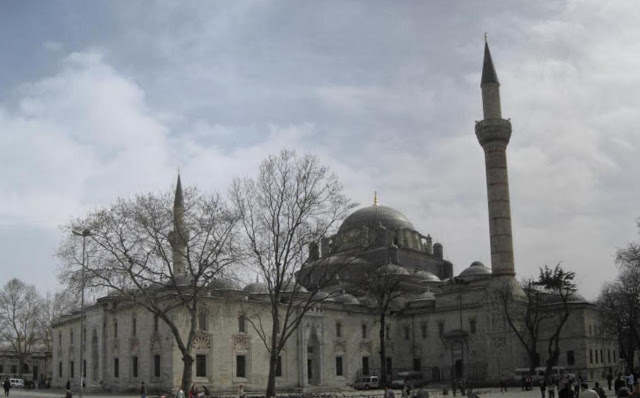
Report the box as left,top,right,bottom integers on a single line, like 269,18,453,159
169,173,188,275
373,191,379,206
475,42,515,277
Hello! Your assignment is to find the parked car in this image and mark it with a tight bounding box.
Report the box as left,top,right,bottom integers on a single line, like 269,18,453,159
354,375,380,390
390,371,425,389
9,379,24,388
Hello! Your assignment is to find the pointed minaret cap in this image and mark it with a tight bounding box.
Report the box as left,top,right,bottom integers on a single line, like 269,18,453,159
481,38,499,85
174,173,184,209
373,191,379,206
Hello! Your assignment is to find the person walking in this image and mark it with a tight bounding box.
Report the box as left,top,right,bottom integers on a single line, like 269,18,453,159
580,383,600,398
595,382,606,398
141,382,147,398
237,384,245,398
416,384,429,398
609,372,614,391
3,379,9,397
385,386,395,398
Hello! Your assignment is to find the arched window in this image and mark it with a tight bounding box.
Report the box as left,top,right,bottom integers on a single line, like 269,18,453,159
361,323,368,339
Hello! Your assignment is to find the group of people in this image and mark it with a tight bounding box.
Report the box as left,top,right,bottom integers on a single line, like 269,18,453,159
173,383,245,398
384,383,430,398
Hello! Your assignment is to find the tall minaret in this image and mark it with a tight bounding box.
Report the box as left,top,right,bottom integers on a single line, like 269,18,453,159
475,40,515,277
169,174,187,275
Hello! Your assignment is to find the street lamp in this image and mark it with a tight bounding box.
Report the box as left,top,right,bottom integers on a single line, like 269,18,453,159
72,228,91,398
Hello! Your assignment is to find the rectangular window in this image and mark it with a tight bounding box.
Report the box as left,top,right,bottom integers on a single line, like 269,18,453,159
198,311,207,331
114,358,119,378
154,315,159,332
362,356,369,376
132,356,138,378
362,324,367,339
336,322,342,338
0,365,2,373
421,324,427,339
70,361,74,378
83,360,86,378
70,330,73,344
236,355,246,378
83,327,86,344
114,321,118,339
196,354,206,377
470,319,477,334
600,349,604,364
567,350,575,366
154,355,161,377
589,349,593,364
132,316,137,337
336,356,343,376
59,362,62,378
413,358,421,371
239,315,246,333
276,355,282,377
404,326,410,340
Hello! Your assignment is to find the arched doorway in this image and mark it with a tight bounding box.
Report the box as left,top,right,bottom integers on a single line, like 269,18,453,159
307,331,321,385
91,329,99,381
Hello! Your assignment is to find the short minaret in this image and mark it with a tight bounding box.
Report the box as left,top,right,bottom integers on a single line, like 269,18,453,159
168,174,188,275
475,40,515,277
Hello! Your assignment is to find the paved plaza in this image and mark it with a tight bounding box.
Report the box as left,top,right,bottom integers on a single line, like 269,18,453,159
5,380,615,398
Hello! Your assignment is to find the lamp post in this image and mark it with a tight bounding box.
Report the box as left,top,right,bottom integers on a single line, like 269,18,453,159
72,229,90,398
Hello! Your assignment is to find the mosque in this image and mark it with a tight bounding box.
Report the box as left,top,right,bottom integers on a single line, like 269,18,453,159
50,43,616,392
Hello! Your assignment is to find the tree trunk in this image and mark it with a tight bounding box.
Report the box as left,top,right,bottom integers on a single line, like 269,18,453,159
379,313,387,385
266,349,278,397
181,354,194,393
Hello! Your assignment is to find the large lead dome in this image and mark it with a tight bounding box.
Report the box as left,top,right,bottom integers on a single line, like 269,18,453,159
338,205,415,233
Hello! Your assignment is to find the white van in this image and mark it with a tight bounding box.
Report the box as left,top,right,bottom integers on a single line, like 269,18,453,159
9,379,24,388
354,375,380,390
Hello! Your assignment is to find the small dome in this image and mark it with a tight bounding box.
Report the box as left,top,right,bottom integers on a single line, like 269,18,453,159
413,291,436,301
243,282,269,294
338,205,415,234
414,270,442,283
334,293,360,305
459,261,491,279
311,291,332,301
208,278,240,290
376,263,410,276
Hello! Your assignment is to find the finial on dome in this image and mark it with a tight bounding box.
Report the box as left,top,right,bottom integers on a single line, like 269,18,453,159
484,32,488,43
373,191,378,206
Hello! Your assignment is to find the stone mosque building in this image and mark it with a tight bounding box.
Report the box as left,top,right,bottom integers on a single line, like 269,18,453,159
51,43,616,392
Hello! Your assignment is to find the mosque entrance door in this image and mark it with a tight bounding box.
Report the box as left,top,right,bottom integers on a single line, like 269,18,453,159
306,331,321,385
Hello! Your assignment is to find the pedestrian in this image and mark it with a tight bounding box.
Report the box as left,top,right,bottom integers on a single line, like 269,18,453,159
609,372,614,391
2,379,9,397
66,380,71,390
500,374,508,392
581,383,600,398
559,381,575,398
630,382,640,398
548,382,557,398
385,386,395,398
629,374,636,390
237,384,246,398
189,385,198,398
416,384,429,398
595,382,606,398
176,390,185,398
541,379,548,398
141,382,147,398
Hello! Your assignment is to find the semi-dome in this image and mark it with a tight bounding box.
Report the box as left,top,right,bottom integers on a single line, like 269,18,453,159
459,261,491,279
338,205,415,233
413,291,436,301
243,282,269,295
414,270,442,283
376,263,410,276
334,293,360,305
208,278,240,290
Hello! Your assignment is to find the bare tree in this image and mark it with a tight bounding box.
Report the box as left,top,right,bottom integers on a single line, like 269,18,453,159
537,265,576,377
58,180,240,392
38,290,77,352
500,264,576,377
596,222,640,372
0,279,44,377
352,264,407,384
230,149,355,397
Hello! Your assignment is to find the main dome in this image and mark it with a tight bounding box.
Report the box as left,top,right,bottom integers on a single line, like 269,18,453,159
339,205,415,233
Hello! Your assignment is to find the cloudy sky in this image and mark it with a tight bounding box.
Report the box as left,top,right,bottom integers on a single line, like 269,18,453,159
1,1,638,300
